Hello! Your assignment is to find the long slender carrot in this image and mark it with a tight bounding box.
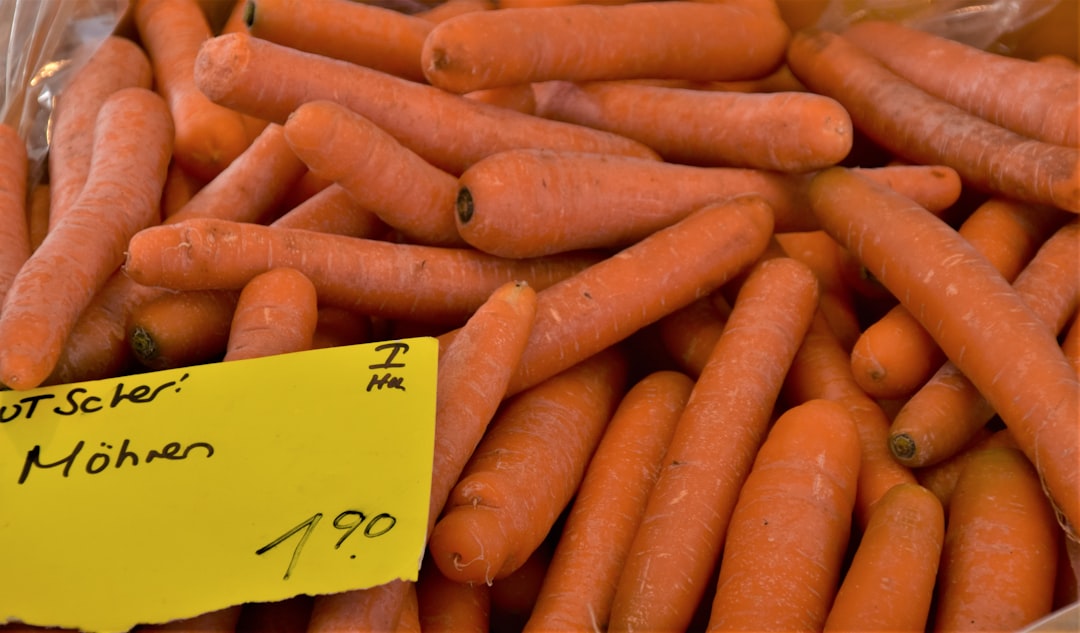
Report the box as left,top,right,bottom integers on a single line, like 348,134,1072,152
243,0,432,82
0,87,173,390
283,100,464,246
842,19,1080,147
0,123,29,304
134,0,251,180
420,1,790,93
787,28,1080,213
609,256,819,633
704,398,861,632
523,370,693,633
192,32,660,176
531,80,852,171
934,447,1060,632
822,482,944,632
427,346,629,584
417,556,491,633
809,166,1080,538
46,35,153,230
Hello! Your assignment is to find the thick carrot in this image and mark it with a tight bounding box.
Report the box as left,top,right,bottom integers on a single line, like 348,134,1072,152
134,0,251,180
420,1,790,93
130,290,240,370
787,29,1080,213
47,35,153,230
0,87,173,390
192,32,660,176
609,256,819,633
523,370,693,633
417,557,491,633
934,447,1060,632
809,167,1080,537
822,482,944,632
243,0,432,82
913,428,1019,510
455,148,960,257
656,296,730,379
842,19,1080,147
428,346,629,584
531,80,852,171
283,100,464,246
704,398,861,632
0,123,29,304
223,267,318,361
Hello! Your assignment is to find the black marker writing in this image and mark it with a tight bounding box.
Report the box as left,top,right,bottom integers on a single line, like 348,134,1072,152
17,436,214,484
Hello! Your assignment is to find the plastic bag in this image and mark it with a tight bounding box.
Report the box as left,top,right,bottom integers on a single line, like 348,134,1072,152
0,0,129,190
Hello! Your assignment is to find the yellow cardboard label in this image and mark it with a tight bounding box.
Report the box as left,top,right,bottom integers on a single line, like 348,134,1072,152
0,338,437,633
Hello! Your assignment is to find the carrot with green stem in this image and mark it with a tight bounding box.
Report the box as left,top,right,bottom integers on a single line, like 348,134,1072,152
608,256,820,633
809,166,1080,539
192,32,660,176
787,29,1080,213
0,123,29,304
523,370,693,633
704,398,861,632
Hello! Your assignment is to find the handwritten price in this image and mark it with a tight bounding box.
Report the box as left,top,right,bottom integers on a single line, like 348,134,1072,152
256,509,398,580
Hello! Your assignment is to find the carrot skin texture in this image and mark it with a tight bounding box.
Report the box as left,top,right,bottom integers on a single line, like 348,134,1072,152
224,267,318,361
609,257,820,633
809,167,1080,539
0,124,29,304
130,289,239,370
417,559,491,633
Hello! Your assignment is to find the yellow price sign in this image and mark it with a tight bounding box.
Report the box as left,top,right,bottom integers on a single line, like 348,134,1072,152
0,337,438,633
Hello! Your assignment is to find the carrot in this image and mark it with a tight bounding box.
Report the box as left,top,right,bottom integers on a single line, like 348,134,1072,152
308,581,409,633
455,148,960,257
523,370,693,633
708,63,806,93
25,184,48,253
531,80,852,171
787,28,1080,213
310,306,372,350
850,198,1067,400
934,447,1060,632
809,167,1080,538
134,0,252,180
427,345,629,584
414,0,493,23
888,218,1080,469
283,100,464,246
417,555,491,633
270,184,389,237
775,230,861,352
136,605,244,632
822,482,944,633
243,0,433,82
489,543,552,627
223,267,318,361
192,32,660,176
609,256,819,633
913,428,1019,510
235,596,314,633
704,398,861,632
0,123,29,304
464,84,537,115
842,19,1080,147
160,161,206,220
656,297,730,379
395,583,421,633
46,35,153,230
0,87,173,390
130,290,240,370
420,1,790,93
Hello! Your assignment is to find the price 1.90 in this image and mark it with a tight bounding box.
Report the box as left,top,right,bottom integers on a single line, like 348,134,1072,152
256,509,398,580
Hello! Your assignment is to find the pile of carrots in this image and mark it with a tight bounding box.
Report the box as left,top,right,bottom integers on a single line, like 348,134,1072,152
0,0,1077,630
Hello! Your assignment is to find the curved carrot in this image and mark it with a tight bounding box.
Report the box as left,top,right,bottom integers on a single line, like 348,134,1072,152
531,80,852,171
428,346,629,584
0,123,29,304
223,267,318,361
420,1,790,93
192,32,660,176
130,290,240,370
0,87,173,390
822,482,944,632
704,398,861,632
656,297,730,379
417,558,491,633
134,0,251,180
609,256,819,633
787,28,1080,213
934,447,1060,632
524,370,694,633
283,100,464,246
842,19,1080,147
809,166,1080,537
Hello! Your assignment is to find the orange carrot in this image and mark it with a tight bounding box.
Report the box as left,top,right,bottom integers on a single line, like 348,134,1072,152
134,0,252,180
531,80,852,171
609,256,820,633
192,32,660,176
223,267,318,361
25,184,48,253
415,0,493,23
308,582,409,633
524,370,693,633
1064,313,1080,376
709,63,806,93
822,482,944,633
787,28,1080,213
395,583,421,633
775,229,861,351
704,398,861,632
934,447,1060,632
160,161,207,220
0,123,29,304
47,35,153,230
417,555,491,633
243,0,433,82
489,543,552,627
842,19,1080,147
130,290,240,370
656,297,730,379
809,166,1080,538
283,100,464,246
0,87,173,390
913,428,1019,510
420,1,790,93
464,85,537,115
271,184,389,237
427,346,629,584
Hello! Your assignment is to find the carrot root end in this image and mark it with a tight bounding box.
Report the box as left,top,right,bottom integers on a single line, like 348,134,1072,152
889,432,917,462
456,187,474,224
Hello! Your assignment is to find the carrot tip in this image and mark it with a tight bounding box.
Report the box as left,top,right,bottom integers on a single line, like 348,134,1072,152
456,187,474,224
889,433,917,462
